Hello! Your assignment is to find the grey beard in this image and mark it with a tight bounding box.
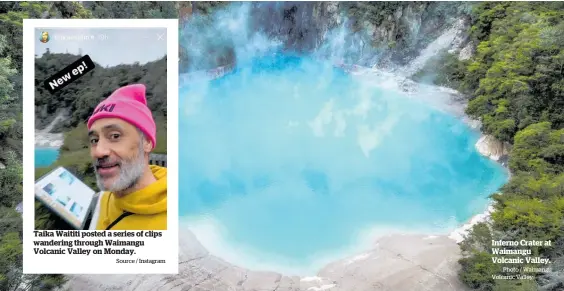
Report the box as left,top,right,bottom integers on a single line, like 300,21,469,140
94,143,146,193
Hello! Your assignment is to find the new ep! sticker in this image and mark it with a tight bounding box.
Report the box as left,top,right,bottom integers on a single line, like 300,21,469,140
43,54,95,94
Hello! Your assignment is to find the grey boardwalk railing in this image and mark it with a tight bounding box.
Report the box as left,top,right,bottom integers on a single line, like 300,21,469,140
149,153,167,167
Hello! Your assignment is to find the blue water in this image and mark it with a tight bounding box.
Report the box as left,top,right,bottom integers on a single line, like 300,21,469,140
35,147,59,168
179,56,507,274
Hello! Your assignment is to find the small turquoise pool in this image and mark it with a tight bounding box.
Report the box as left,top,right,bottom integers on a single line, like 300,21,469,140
35,147,60,168
178,55,508,274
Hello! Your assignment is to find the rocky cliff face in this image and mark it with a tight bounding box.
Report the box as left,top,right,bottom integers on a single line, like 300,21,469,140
247,2,472,66
475,135,511,164
180,2,474,71
248,2,341,53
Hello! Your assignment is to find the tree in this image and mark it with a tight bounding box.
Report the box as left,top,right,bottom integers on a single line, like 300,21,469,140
50,1,92,19
0,2,52,72
459,251,500,290
509,122,564,175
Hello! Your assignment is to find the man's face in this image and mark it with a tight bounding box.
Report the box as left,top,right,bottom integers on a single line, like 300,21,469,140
88,118,147,192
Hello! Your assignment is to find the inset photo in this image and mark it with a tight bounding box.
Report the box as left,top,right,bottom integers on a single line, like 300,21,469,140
69,202,83,218
59,170,75,185
42,183,55,196
23,18,179,275
55,195,70,207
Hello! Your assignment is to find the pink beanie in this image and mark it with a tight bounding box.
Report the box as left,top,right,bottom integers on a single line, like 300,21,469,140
87,84,156,149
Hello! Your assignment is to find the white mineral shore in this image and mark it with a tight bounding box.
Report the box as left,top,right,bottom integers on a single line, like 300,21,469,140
35,131,64,148
449,205,494,244
61,230,468,291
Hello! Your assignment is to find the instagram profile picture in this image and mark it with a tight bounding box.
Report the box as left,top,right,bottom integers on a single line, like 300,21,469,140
40,31,49,43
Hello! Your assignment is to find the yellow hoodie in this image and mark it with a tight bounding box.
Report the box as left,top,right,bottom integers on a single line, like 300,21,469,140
95,165,167,230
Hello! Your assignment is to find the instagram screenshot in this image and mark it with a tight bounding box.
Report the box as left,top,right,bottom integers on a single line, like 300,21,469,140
22,19,179,274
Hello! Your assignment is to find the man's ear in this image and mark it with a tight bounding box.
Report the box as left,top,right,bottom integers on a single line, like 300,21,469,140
143,138,153,153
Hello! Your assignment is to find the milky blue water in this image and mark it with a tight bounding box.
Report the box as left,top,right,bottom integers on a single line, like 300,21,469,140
35,147,59,168
178,55,507,274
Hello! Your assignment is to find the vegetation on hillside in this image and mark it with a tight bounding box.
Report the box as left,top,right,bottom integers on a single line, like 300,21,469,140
417,2,564,290
0,2,70,290
0,2,178,289
82,1,178,19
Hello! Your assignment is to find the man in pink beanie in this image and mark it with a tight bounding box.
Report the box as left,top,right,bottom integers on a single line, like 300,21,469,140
87,84,167,230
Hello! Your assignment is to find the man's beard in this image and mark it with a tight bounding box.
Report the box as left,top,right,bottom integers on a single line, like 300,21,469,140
94,143,146,193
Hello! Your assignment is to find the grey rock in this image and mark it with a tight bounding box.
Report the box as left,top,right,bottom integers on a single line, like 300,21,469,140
458,41,475,61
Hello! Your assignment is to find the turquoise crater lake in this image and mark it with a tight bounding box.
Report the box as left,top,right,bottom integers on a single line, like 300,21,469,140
178,56,508,274
35,147,60,168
